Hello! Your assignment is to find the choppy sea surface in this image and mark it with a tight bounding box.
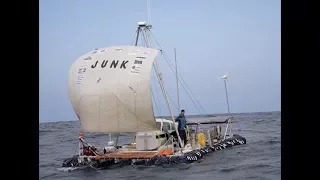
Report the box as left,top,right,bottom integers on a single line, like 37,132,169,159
39,111,281,180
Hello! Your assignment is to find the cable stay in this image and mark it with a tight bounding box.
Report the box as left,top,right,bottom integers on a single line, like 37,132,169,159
146,30,210,117
131,19,211,121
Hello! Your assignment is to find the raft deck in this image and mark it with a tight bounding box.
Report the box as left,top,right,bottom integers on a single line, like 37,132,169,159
94,151,159,160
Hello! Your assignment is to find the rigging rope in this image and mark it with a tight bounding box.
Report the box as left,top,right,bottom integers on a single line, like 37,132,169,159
150,53,180,112
141,30,180,115
143,31,162,117
148,30,209,116
161,51,209,116
130,28,139,46
152,64,180,113
156,50,206,115
152,67,162,116
141,28,204,116
151,84,161,116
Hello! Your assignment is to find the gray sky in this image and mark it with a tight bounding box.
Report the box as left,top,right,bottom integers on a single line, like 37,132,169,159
40,0,280,122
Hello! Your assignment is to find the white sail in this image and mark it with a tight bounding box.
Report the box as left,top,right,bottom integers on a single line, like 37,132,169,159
68,46,160,133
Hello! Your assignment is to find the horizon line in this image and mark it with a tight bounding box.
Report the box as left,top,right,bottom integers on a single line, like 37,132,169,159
39,110,281,123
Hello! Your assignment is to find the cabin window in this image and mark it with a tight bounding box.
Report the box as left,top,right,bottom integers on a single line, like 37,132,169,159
163,122,170,131
156,122,162,130
169,124,174,130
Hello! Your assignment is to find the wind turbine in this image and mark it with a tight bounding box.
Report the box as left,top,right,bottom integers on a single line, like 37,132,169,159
219,73,232,139
219,73,230,114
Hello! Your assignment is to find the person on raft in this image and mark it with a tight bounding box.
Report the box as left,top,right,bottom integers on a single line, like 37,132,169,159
175,109,187,147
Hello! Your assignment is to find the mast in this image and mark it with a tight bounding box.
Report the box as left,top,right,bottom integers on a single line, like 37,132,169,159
132,0,183,148
174,48,180,112
135,27,140,46
134,22,184,149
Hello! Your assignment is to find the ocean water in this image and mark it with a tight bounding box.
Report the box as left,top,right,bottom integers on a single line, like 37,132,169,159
39,111,281,180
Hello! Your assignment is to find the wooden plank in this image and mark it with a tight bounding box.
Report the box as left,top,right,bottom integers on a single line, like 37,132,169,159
94,151,158,160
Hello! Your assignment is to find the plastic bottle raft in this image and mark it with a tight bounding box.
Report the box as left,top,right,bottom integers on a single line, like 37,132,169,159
62,134,246,169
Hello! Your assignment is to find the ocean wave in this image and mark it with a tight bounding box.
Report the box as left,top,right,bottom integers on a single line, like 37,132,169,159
40,112,280,180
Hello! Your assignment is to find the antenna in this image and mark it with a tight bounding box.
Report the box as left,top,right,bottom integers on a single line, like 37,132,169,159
147,0,152,25
175,48,180,112
135,0,152,46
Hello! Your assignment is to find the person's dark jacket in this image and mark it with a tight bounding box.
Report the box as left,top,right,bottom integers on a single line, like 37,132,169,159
175,114,187,130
